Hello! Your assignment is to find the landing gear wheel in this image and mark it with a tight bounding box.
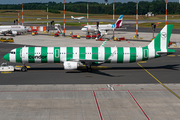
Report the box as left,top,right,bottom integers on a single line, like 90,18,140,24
86,65,92,72
21,66,27,72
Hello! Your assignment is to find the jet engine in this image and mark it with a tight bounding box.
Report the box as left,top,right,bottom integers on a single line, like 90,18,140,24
11,31,17,35
63,61,82,70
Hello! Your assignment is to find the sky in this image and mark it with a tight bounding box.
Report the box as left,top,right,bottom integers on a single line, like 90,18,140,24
0,0,179,4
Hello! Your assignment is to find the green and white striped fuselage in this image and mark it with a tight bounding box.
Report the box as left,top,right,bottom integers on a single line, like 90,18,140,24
8,46,160,64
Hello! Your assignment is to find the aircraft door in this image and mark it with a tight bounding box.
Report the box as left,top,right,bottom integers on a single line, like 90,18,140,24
143,49,149,59
55,49,59,58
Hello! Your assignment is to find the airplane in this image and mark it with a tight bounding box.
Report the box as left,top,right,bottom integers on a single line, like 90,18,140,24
3,25,175,72
81,15,123,34
71,16,86,23
0,25,27,36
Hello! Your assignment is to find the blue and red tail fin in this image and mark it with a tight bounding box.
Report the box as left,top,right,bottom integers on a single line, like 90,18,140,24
112,15,123,28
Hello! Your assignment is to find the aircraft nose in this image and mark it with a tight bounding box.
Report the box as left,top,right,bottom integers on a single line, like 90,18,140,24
81,28,86,31
3,53,10,61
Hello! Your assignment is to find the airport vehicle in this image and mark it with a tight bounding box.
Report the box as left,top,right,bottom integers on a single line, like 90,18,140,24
81,15,123,34
0,25,27,36
71,16,85,23
0,63,14,72
3,25,175,72
31,29,38,36
32,29,38,35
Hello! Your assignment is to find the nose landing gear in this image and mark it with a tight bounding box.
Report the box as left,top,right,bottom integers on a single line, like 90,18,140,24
21,63,27,72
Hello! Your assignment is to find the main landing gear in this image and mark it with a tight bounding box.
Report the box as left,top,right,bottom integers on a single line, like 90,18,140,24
21,63,27,72
86,65,92,72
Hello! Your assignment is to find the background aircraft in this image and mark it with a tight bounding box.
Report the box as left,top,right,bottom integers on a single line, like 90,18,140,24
71,16,86,23
3,25,174,72
81,15,123,34
0,25,27,36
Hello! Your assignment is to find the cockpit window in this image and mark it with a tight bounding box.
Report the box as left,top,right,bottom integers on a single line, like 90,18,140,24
10,52,15,54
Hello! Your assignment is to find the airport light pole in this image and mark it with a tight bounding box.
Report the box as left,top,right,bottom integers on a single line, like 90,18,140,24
165,0,167,25
113,0,115,39
22,4,23,26
64,0,65,36
47,4,48,31
87,0,89,34
18,11,19,25
136,0,138,37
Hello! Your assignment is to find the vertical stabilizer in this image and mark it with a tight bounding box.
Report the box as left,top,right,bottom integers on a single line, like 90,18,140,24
148,25,173,51
71,16,74,19
113,15,123,28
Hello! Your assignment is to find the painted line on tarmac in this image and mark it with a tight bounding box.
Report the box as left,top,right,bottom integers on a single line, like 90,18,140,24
138,61,147,63
1,71,12,74
0,89,180,93
167,55,175,57
137,63,180,99
93,91,103,120
178,55,180,57
128,90,150,120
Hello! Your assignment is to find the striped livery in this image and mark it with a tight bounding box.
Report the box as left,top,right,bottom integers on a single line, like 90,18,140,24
3,25,175,69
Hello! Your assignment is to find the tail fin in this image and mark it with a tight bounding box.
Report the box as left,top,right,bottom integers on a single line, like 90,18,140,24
71,16,74,19
113,15,123,28
148,25,173,52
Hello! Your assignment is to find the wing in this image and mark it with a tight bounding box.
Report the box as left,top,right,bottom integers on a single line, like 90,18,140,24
0,29,11,34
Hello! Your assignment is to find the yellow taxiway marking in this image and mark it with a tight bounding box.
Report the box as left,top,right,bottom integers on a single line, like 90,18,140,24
137,63,180,99
1,72,12,74
167,55,175,57
138,61,147,63
15,66,30,68
178,55,180,57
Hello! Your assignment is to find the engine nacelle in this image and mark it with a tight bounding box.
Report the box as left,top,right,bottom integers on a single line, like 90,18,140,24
11,31,17,35
63,61,82,70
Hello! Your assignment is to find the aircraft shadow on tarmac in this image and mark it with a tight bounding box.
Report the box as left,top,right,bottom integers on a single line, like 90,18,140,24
29,64,180,71
28,64,180,77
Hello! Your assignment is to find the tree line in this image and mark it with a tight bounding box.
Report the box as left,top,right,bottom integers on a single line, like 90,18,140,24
0,0,180,15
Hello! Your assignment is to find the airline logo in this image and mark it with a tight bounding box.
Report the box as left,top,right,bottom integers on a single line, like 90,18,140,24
11,26,21,28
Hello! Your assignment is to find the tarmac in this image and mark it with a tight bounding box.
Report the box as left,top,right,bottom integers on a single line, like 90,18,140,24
0,29,180,120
